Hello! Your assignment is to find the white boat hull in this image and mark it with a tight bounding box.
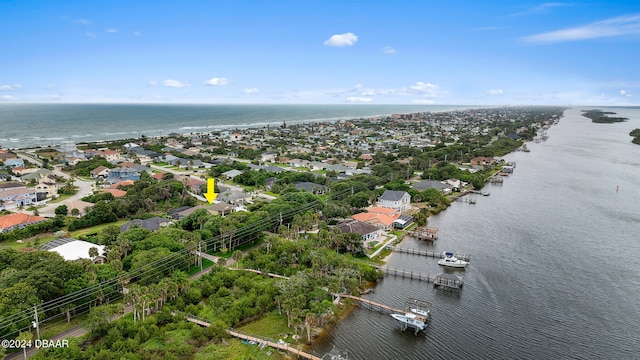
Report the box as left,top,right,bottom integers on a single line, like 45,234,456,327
391,313,427,331
437,259,468,268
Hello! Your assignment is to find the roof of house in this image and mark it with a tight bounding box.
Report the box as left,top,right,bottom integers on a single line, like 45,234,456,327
352,212,399,227
120,217,171,232
379,190,410,202
63,200,94,212
40,238,105,261
222,169,243,178
109,180,135,189
0,187,36,198
367,206,398,215
0,213,47,230
91,166,109,175
337,220,379,236
413,179,450,191
294,182,328,193
101,188,127,197
0,181,26,190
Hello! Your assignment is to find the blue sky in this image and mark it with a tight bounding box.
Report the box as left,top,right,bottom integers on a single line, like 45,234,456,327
1,0,639,105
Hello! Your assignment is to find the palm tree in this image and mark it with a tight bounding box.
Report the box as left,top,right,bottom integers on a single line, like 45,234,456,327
231,250,243,269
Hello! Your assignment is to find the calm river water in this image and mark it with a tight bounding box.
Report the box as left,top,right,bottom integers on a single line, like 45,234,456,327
313,107,640,359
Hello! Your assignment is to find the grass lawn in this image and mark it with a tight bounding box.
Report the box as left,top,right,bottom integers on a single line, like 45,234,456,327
69,220,129,238
237,312,292,342
263,191,279,198
194,338,285,360
48,193,74,204
187,259,214,275
40,313,89,340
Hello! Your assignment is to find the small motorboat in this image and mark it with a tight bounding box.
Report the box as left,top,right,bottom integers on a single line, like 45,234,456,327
438,252,469,268
390,312,427,331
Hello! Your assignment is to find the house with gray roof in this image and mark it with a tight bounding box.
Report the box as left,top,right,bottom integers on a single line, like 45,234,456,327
222,169,243,180
377,190,411,212
294,182,328,195
413,179,452,194
120,217,172,232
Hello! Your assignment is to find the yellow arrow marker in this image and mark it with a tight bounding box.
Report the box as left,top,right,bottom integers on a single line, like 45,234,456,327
204,178,218,204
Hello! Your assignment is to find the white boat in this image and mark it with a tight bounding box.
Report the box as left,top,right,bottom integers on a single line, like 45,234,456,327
438,252,469,268
409,308,430,317
390,313,427,331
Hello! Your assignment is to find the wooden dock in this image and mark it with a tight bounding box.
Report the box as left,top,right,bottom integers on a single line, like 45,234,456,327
386,246,470,262
338,294,404,315
231,268,290,279
175,312,322,360
375,266,464,291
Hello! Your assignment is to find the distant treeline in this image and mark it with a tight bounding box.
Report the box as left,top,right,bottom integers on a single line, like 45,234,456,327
581,109,628,123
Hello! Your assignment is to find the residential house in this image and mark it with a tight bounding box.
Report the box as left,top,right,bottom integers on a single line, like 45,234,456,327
470,157,495,166
35,176,58,198
107,167,141,184
216,187,251,205
3,158,24,168
0,187,38,210
260,151,278,163
294,182,328,195
12,167,31,176
169,203,235,219
265,177,277,190
90,166,110,179
352,206,414,230
222,169,243,180
412,179,452,195
63,200,94,216
337,219,381,242
0,213,47,232
377,190,411,212
443,179,462,192
22,168,54,182
120,217,172,232
101,188,127,198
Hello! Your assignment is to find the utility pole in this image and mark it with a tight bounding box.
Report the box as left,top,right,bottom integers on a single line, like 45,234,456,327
33,305,40,341
198,242,202,271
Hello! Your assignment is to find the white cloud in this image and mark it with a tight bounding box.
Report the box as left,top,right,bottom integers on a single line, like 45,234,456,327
85,32,96,38
0,84,22,91
523,14,640,43
487,89,504,95
203,77,230,86
620,89,633,97
73,19,91,25
346,96,373,103
324,32,358,47
107,28,118,33
163,79,190,88
511,3,572,17
382,46,397,54
147,81,158,87
243,88,259,94
0,95,15,101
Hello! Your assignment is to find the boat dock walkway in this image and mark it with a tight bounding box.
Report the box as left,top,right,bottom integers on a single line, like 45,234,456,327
337,294,405,315
386,246,470,262
374,266,464,291
175,312,323,360
231,268,290,279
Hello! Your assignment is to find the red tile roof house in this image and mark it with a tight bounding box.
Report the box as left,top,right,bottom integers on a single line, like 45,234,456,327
0,213,47,232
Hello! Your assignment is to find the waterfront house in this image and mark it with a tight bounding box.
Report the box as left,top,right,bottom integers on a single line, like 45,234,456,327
413,179,452,195
377,190,411,212
337,219,381,242
470,157,495,166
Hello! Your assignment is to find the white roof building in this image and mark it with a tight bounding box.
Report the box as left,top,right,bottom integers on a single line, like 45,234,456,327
40,238,105,261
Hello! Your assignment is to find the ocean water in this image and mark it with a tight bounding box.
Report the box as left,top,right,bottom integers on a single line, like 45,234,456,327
0,104,471,149
312,107,640,359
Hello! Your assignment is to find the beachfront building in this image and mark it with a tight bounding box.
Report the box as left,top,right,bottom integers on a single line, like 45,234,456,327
377,190,411,212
